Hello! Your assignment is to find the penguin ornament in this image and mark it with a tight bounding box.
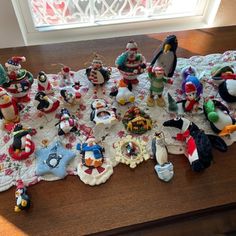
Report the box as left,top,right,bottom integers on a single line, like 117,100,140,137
56,108,78,136
14,180,30,212
90,99,118,127
163,117,227,172
150,35,178,78
0,87,20,131
152,132,174,182
35,91,60,113
203,99,236,136
211,66,236,103
37,71,53,94
9,124,36,161
109,79,135,105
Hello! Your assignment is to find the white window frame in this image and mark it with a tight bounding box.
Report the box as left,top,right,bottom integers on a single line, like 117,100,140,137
11,0,221,46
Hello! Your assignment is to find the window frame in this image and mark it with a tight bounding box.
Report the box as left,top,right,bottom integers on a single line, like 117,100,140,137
11,0,221,46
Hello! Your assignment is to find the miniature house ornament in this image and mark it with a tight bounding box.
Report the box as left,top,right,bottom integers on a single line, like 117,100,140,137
9,124,36,161
90,99,118,127
86,53,111,97
0,56,34,102
115,40,146,85
77,136,113,185
122,106,152,134
0,87,20,131
152,132,174,182
114,135,150,168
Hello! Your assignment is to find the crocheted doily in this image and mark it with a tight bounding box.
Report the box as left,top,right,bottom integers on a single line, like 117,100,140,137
0,50,235,191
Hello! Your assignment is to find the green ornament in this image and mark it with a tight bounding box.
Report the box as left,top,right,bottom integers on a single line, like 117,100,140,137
168,93,178,112
0,64,9,85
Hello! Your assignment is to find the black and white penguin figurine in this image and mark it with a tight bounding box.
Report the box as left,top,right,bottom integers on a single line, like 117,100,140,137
163,117,213,172
203,98,236,136
14,180,30,212
56,108,78,135
35,91,60,113
211,66,236,102
37,71,53,94
86,54,111,96
150,35,178,77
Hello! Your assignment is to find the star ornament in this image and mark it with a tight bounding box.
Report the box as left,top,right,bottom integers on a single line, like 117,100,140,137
35,141,76,179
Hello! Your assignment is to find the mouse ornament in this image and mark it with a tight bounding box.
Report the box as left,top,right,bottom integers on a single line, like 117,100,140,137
8,123,36,161
150,35,178,78
77,136,113,185
146,66,173,107
0,56,34,102
35,91,60,113
37,71,53,94
203,98,236,136
115,40,146,86
163,117,227,172
109,79,135,105
211,66,236,102
152,132,174,182
0,87,20,131
56,108,78,135
86,54,111,97
14,180,30,212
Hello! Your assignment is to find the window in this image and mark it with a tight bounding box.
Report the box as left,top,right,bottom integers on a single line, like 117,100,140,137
11,0,221,45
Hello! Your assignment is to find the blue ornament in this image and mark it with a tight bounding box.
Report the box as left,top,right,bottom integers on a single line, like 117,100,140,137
35,141,76,178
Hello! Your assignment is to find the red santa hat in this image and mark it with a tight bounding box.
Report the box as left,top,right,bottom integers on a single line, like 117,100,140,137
5,56,26,67
62,66,70,73
126,40,138,51
153,66,164,74
86,136,96,144
185,82,196,94
0,87,7,97
16,180,25,189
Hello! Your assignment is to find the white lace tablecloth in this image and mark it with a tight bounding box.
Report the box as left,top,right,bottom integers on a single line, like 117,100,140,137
0,50,236,192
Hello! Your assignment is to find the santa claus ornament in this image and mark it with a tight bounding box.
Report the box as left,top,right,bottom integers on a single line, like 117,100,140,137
37,71,53,94
86,53,111,98
8,123,36,161
0,56,34,102
76,136,113,185
0,87,20,131
115,40,146,86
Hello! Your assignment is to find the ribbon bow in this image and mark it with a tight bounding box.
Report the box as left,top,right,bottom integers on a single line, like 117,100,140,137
176,129,190,141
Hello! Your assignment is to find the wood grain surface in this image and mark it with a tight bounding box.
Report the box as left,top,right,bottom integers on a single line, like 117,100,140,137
0,26,236,236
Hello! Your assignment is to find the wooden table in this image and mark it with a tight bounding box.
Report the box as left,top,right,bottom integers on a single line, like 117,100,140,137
0,26,236,236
